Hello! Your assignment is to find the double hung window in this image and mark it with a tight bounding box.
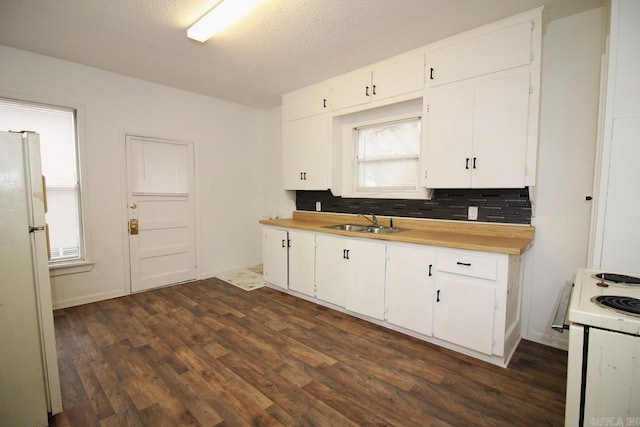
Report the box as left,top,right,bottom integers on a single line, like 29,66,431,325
0,97,84,263
354,117,421,194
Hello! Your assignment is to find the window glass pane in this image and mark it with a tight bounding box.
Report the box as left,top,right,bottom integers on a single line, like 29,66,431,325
131,139,189,195
358,159,418,189
357,119,420,160
355,117,421,192
0,97,82,261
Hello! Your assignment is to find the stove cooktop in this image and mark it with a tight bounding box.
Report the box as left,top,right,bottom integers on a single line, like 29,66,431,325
568,268,640,335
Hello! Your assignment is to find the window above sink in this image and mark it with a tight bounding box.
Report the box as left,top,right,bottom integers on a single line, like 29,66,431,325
332,99,433,200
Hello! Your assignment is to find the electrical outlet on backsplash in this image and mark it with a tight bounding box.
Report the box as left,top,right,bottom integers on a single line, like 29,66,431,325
296,189,532,225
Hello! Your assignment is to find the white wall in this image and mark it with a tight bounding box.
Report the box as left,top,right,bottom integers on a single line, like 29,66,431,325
0,45,265,308
521,7,604,349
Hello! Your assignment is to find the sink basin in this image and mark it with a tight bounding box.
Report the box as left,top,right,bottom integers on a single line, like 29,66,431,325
325,224,405,234
326,224,369,232
361,226,404,235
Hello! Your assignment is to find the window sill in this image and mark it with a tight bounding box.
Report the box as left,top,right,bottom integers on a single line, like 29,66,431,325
49,259,95,277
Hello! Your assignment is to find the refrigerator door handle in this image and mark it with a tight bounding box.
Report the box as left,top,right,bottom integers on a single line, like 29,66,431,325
42,175,48,213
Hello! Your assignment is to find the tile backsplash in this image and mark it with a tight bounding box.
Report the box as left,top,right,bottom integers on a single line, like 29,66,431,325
296,189,531,225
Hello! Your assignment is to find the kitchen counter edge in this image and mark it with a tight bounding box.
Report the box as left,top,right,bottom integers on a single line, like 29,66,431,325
259,212,534,255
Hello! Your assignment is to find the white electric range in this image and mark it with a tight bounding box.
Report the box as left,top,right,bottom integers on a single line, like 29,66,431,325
564,268,640,426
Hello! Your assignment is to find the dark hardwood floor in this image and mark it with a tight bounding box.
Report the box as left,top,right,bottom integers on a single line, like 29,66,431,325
50,278,568,426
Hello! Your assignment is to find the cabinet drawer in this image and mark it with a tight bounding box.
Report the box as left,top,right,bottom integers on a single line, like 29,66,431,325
436,251,497,280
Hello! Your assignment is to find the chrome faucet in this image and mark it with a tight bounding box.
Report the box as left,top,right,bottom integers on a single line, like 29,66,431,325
358,213,378,226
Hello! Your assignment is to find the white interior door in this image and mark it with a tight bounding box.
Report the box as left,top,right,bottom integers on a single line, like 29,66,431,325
126,136,196,293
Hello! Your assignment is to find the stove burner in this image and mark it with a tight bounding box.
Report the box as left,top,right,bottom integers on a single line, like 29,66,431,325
592,273,640,286
591,295,640,318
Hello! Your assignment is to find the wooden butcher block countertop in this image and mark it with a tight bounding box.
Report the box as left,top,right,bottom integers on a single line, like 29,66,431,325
260,211,534,255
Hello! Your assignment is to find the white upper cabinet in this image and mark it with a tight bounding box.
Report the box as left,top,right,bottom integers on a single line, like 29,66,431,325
428,20,533,87
332,54,425,112
425,9,541,189
281,7,542,191
282,115,331,190
283,81,331,122
426,71,531,188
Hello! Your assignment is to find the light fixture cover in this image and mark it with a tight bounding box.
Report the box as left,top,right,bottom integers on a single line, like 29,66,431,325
187,0,266,42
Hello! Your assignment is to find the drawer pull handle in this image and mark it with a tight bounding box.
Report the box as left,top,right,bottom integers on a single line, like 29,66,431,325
436,290,440,302
428,264,433,277
456,262,471,266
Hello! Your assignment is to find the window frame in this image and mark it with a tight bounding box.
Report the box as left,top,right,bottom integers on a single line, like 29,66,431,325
0,92,93,275
354,117,422,193
339,103,431,199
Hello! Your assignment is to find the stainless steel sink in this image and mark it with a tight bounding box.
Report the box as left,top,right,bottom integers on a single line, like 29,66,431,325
325,224,405,234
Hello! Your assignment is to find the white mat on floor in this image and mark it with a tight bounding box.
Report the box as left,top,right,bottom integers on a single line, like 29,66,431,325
215,269,265,291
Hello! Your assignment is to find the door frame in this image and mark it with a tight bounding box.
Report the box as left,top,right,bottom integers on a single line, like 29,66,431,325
120,132,200,294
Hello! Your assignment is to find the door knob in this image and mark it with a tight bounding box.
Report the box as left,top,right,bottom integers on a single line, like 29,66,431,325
129,219,139,235
129,202,137,209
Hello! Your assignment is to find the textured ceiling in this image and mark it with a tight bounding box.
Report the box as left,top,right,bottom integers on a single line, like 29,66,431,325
0,0,601,109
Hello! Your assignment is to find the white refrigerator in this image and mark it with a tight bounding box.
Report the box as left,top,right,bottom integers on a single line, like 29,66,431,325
0,131,63,425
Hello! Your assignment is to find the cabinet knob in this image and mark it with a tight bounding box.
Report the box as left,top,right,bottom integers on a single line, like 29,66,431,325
585,196,593,201
473,157,477,169
372,85,377,95
323,98,327,108
365,86,370,97
436,290,441,302
465,158,470,170
430,67,434,80
429,264,433,276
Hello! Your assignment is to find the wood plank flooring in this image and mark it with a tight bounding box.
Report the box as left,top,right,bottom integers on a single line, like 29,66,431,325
50,278,568,426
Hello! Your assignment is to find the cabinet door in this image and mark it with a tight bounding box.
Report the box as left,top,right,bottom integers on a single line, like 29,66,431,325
372,54,425,102
471,72,530,188
288,230,316,297
282,115,330,190
331,70,372,111
426,71,531,189
262,228,288,289
344,239,386,320
283,82,331,122
426,82,474,188
315,235,347,307
433,273,496,355
428,20,532,87
385,245,435,335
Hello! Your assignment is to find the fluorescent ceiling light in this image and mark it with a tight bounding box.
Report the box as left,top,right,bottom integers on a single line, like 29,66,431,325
187,0,266,42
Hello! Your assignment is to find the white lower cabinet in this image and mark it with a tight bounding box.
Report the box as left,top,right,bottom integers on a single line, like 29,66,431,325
433,273,496,355
344,239,386,320
315,234,386,318
432,249,516,357
315,234,347,306
262,226,523,366
287,230,315,297
385,244,435,335
262,227,289,289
